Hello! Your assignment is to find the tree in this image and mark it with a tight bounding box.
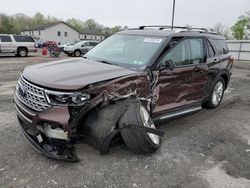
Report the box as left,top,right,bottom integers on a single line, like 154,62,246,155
0,12,128,36
34,12,45,24
209,23,230,39
67,18,84,31
83,19,98,33
231,12,250,40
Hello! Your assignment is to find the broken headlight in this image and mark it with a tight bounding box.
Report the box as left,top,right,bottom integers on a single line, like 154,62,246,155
45,90,90,106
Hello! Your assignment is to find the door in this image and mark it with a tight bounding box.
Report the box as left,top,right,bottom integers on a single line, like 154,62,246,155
0,35,13,53
152,37,208,117
80,42,91,53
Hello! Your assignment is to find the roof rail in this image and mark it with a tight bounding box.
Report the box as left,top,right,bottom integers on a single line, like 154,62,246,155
137,25,217,34
138,25,188,30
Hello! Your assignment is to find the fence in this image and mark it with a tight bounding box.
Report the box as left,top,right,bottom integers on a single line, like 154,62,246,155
226,40,250,62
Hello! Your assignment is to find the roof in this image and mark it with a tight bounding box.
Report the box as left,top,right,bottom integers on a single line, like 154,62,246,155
22,21,80,32
118,28,225,40
80,32,105,36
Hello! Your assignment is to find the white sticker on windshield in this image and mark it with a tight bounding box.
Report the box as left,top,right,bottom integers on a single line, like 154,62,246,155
144,38,162,43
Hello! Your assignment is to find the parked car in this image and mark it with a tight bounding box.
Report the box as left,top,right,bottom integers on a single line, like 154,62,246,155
64,40,99,57
0,34,37,57
14,26,234,161
58,42,74,51
42,41,58,48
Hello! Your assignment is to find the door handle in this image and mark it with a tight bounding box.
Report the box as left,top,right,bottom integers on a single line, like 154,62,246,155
214,58,219,63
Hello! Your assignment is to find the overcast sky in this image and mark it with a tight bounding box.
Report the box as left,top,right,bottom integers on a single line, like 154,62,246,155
1,0,249,28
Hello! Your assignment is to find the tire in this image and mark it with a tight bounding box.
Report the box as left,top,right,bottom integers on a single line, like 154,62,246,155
203,77,225,109
17,48,28,57
74,50,81,57
118,103,162,154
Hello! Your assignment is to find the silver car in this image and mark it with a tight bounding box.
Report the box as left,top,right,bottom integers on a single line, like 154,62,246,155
0,35,37,57
64,40,99,57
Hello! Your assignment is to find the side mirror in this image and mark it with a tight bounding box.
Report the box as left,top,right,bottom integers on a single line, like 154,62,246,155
160,60,175,71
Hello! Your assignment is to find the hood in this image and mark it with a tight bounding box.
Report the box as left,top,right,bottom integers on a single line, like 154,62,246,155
23,58,136,90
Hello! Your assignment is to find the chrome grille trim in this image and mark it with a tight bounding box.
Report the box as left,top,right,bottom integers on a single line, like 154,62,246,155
16,76,51,112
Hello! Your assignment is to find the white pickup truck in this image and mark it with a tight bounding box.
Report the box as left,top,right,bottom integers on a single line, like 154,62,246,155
0,34,37,57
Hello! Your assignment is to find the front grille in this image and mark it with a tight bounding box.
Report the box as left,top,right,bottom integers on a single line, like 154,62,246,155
16,76,51,112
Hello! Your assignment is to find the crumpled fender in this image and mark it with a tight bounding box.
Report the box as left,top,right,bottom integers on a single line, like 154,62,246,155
80,99,164,154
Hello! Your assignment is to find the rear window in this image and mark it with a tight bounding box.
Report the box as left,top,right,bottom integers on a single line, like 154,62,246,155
213,39,229,54
13,36,35,42
0,35,12,42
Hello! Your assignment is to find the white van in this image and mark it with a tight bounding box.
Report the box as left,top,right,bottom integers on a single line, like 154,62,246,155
0,34,37,57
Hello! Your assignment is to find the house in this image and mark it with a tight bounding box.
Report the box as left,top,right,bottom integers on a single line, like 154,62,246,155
21,21,105,45
21,21,80,45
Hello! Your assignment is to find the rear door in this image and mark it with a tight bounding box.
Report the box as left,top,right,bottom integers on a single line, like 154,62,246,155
0,35,13,53
152,37,208,117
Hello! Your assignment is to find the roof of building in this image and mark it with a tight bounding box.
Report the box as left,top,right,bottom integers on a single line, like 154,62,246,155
22,21,80,32
79,31,105,36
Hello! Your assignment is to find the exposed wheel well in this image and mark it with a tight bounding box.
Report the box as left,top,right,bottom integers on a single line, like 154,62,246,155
221,74,229,89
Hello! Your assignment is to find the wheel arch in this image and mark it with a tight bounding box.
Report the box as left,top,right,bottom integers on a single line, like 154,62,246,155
17,46,28,51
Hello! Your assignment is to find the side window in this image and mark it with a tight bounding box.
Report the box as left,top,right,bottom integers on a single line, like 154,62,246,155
90,42,98,46
13,36,34,42
160,38,203,67
0,35,12,42
82,42,90,47
206,39,215,57
213,39,229,54
57,31,61,36
189,38,204,64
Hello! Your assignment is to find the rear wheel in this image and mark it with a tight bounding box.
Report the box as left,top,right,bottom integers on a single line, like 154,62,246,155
203,77,225,109
118,103,162,154
17,48,28,57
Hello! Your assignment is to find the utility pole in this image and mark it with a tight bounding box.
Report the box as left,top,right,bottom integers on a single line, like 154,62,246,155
171,0,176,30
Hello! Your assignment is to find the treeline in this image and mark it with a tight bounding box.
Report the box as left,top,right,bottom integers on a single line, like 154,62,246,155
208,11,250,40
0,12,128,37
0,12,249,39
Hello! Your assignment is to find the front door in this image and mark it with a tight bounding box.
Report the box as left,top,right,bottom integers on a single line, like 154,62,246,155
152,37,208,117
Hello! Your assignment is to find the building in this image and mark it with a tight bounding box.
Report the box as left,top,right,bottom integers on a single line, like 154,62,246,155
21,21,105,45
79,32,105,41
21,21,80,45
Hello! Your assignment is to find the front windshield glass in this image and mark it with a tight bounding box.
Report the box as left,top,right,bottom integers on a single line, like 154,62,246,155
85,34,166,71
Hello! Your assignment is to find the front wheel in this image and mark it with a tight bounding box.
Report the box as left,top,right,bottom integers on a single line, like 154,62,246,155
74,50,81,57
203,77,225,109
118,103,162,154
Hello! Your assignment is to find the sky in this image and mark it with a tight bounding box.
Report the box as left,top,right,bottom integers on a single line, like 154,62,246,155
0,0,249,28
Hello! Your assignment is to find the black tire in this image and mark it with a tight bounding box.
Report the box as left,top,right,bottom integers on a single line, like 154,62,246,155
118,103,162,154
17,48,28,57
74,50,81,57
203,77,225,109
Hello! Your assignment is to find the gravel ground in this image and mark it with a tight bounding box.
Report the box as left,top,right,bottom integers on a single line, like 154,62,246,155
0,54,250,188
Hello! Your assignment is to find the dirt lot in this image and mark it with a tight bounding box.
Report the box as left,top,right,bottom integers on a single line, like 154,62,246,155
0,54,250,188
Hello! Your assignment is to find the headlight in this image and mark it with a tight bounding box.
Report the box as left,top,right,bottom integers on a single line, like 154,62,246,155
45,90,90,106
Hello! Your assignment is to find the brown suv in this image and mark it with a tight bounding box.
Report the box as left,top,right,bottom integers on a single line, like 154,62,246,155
14,26,234,161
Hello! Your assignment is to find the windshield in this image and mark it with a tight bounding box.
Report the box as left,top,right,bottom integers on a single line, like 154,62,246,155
85,34,166,71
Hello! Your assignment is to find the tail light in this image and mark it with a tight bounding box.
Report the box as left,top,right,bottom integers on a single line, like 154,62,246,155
229,56,235,64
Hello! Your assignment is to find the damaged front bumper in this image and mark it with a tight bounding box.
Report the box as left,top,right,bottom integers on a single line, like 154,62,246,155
14,94,79,162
